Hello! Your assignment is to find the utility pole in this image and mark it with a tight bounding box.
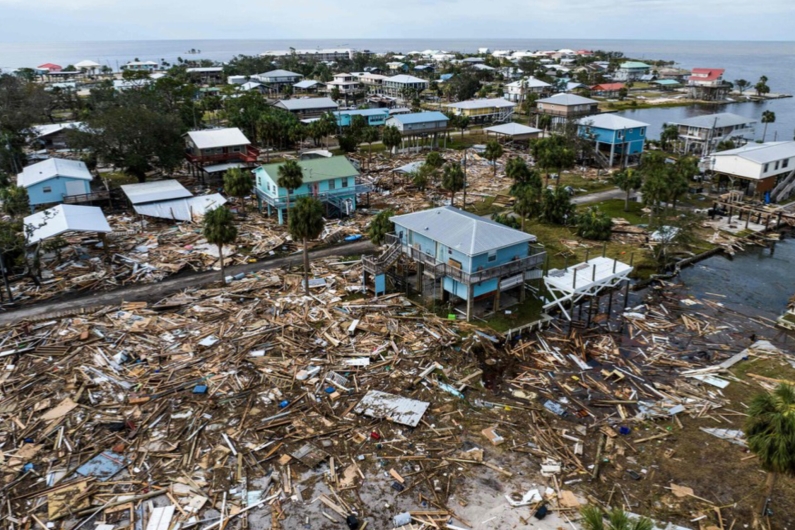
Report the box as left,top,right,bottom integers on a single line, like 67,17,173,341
462,148,468,211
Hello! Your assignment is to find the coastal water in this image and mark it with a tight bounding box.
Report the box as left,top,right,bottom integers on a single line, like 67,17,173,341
679,236,795,320
1,38,793,142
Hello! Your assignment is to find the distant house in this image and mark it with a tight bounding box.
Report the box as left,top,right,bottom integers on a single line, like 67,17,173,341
578,114,649,167
382,75,429,100
37,63,62,73
184,127,259,167
687,68,730,100
273,97,339,119
669,113,757,155
386,62,408,72
294,80,324,94
17,158,93,209
260,48,357,62
325,73,360,96
590,82,625,97
615,61,651,82
362,207,546,321
121,61,158,72
709,141,795,198
444,98,516,124
503,77,552,103
651,79,682,91
253,156,364,224
25,204,111,246
384,112,449,148
31,122,84,149
536,93,599,127
186,67,223,84
484,122,542,142
358,73,388,94
335,108,390,128
254,69,304,92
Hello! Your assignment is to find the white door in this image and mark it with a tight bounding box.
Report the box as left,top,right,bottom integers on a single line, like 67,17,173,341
65,180,86,197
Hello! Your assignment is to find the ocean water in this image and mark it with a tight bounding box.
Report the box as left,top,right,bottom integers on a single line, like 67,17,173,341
1,38,793,138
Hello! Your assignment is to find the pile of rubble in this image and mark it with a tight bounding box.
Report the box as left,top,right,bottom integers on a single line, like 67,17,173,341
0,254,788,529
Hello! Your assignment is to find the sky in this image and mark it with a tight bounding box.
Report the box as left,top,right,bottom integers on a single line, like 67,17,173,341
1,0,793,42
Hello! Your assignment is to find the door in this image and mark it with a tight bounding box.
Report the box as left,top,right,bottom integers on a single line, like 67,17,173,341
65,179,86,197
311,183,319,197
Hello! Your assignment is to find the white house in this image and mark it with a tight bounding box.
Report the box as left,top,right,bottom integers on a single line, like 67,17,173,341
121,61,158,72
503,77,553,103
709,141,795,197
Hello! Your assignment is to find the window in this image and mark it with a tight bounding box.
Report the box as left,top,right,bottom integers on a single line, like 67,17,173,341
448,248,453,255
775,161,780,170
764,163,769,172
640,128,646,137
257,176,262,187
783,159,790,169
487,250,497,262
43,186,52,193
341,177,348,188
329,179,336,190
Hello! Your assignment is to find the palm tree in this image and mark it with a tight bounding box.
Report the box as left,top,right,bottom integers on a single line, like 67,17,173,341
277,160,304,222
362,127,380,171
579,505,653,530
288,197,325,295
223,167,252,208
513,184,541,231
744,383,795,528
382,125,402,156
484,140,504,178
442,162,465,208
203,207,238,282
761,110,776,142
613,169,642,212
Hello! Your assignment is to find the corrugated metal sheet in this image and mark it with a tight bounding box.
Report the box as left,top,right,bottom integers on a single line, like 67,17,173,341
276,98,338,111
133,193,226,222
355,390,429,427
18,158,92,187
186,127,250,149
390,206,534,256
121,180,192,205
25,204,111,245
387,111,448,126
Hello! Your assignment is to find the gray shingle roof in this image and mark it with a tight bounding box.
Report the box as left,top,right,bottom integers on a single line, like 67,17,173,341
712,141,795,164
390,206,535,256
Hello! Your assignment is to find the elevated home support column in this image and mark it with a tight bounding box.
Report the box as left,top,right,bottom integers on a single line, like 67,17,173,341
466,284,474,322
416,263,424,293
493,288,501,313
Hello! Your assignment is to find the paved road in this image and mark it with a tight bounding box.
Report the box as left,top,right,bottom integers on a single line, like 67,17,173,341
0,240,376,325
571,187,629,205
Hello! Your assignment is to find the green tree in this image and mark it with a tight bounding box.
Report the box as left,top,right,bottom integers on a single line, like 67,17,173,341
638,151,670,223
362,126,380,171
734,79,749,95
533,136,576,188
613,168,642,212
442,162,465,207
202,206,238,282
331,86,341,101
457,115,470,138
669,156,698,210
276,159,304,217
412,169,429,191
223,167,252,207
288,197,325,295
660,123,679,152
513,184,541,231
382,125,402,156
576,206,613,240
540,187,574,225
0,75,51,173
338,134,358,153
367,209,394,246
617,87,629,100
761,110,776,142
716,139,736,151
483,140,504,177
0,186,30,217
425,151,445,170
579,505,653,530
745,383,795,528
755,75,770,97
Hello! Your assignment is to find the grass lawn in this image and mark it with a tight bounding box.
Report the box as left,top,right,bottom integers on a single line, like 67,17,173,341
466,195,505,217
101,171,138,188
557,172,616,194
591,198,647,224
483,294,544,333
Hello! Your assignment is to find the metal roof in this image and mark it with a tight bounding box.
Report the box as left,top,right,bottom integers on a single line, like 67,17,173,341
74,60,100,68
445,98,516,110
619,61,651,69
17,158,93,188
578,114,649,130
335,108,389,118
32,121,84,138
387,111,449,125
186,128,251,149
712,141,795,164
293,80,322,88
390,206,535,256
257,69,302,79
121,180,192,205
186,67,223,73
25,204,111,246
671,112,757,129
355,390,429,427
652,79,682,86
484,122,542,136
386,74,427,84
133,193,227,222
537,93,598,106
257,156,358,184
507,77,552,88
275,98,339,111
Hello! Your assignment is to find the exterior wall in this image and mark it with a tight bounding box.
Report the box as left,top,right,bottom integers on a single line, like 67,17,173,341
27,177,90,206
255,170,356,201
336,111,389,127
537,102,598,117
385,118,449,133
712,154,794,181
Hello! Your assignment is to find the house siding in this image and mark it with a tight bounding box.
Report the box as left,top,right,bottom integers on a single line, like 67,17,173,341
27,177,91,206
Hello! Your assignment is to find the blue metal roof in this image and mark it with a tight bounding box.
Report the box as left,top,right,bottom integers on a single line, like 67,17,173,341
388,111,449,125
335,108,390,117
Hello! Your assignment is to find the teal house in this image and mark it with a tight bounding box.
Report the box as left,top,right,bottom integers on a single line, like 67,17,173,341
17,158,93,210
335,109,390,128
363,207,546,321
578,114,649,167
254,156,365,224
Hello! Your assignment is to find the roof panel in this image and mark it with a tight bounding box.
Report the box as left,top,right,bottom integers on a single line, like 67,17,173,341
537,93,598,106
387,111,449,125
446,98,516,110
186,128,251,149
578,114,649,130
390,206,534,256
257,156,359,184
121,180,192,205
17,158,93,188
484,122,542,136
712,141,795,164
276,98,339,111
25,204,111,245
672,112,756,129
